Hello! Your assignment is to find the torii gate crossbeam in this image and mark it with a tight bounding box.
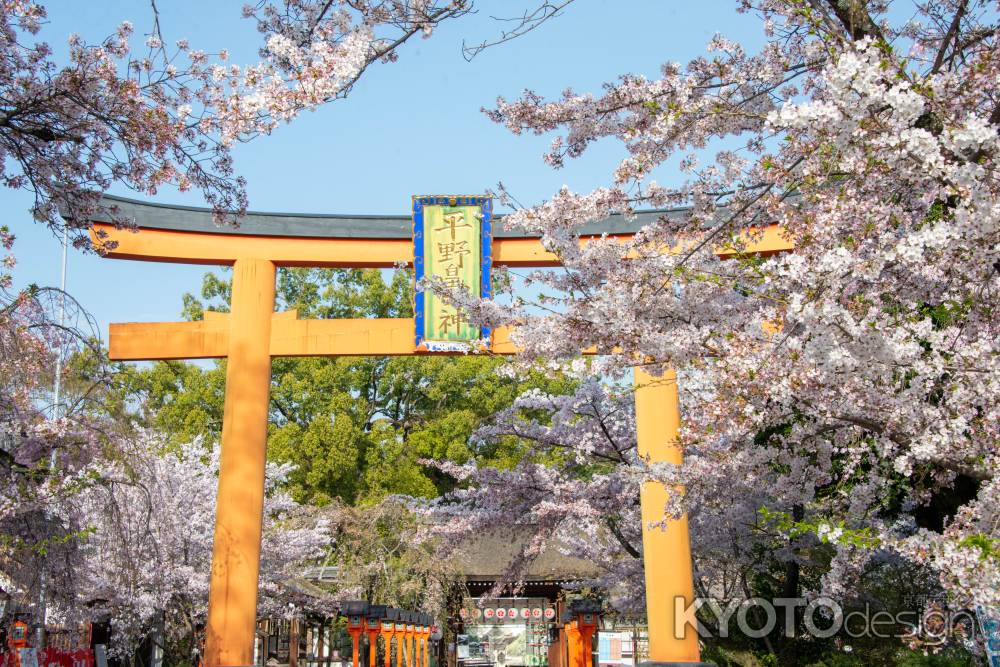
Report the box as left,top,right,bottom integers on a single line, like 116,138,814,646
87,195,793,667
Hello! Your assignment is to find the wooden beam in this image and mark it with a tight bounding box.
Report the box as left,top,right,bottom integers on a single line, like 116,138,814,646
270,316,416,356
90,223,411,267
90,223,793,268
108,311,522,360
109,318,230,360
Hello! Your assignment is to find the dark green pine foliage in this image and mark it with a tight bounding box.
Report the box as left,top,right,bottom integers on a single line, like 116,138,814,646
116,267,573,506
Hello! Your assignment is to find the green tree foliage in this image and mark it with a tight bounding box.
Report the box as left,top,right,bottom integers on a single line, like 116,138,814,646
117,267,573,506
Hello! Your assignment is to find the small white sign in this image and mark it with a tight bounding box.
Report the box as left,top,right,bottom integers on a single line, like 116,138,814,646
19,649,39,667
94,645,109,667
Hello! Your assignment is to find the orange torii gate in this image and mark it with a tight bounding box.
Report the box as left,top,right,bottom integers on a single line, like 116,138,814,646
87,195,793,667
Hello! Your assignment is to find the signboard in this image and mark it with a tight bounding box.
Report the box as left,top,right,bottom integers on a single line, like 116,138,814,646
460,625,528,667
18,649,39,667
597,632,637,667
93,646,108,667
412,195,493,350
457,635,471,660
466,598,555,626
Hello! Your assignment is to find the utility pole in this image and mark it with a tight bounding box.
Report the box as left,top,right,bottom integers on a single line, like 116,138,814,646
37,225,69,650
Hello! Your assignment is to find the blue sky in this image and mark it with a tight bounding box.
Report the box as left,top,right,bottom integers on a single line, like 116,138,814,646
7,0,764,336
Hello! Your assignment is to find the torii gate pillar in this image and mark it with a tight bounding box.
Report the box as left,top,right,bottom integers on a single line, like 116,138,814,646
206,258,276,666
634,368,705,665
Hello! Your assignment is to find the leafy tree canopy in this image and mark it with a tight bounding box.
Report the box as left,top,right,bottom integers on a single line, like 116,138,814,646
113,267,574,506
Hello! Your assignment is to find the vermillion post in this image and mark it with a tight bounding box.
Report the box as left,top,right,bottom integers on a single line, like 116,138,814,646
350,631,362,667
579,624,596,667
204,258,276,667
368,624,380,667
380,625,393,667
564,621,582,667
632,367,705,666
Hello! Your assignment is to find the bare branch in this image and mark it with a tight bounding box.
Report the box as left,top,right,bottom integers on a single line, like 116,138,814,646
931,0,969,73
462,1,577,61
822,0,885,42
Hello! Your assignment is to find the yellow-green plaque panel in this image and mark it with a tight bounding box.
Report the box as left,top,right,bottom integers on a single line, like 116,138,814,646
413,196,493,350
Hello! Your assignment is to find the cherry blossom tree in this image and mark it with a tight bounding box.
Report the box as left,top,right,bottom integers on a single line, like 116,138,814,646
315,498,460,618
420,381,648,610
0,287,328,659
0,2,583,642
428,0,1000,627
0,0,472,249
0,282,329,657
0,283,105,612
24,434,331,660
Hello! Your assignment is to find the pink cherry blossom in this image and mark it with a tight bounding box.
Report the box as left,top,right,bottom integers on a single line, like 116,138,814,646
0,1,471,248
424,0,1000,615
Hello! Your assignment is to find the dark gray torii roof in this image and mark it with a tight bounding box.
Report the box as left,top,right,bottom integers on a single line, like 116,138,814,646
94,194,693,239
